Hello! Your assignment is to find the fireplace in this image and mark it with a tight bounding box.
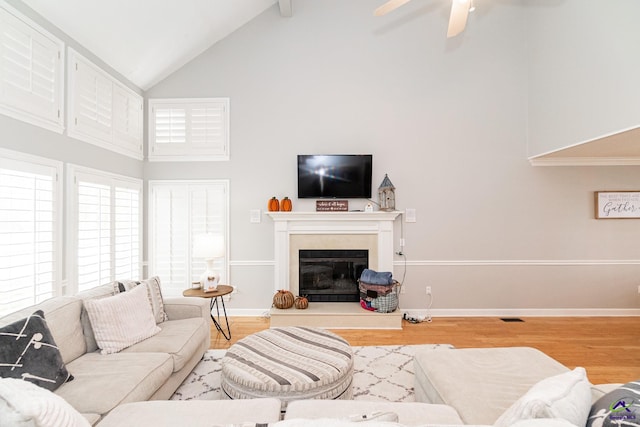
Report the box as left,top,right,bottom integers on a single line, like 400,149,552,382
299,249,368,302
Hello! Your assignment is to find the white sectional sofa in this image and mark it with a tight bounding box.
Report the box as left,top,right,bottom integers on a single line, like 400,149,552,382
0,279,210,425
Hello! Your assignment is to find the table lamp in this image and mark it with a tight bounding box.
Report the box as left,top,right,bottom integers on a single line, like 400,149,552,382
193,233,225,292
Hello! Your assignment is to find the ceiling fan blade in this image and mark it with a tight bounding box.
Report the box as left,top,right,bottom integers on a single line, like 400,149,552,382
447,0,470,38
374,0,412,17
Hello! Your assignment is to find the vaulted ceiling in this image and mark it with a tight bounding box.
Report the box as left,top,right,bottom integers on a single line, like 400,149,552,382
22,0,292,90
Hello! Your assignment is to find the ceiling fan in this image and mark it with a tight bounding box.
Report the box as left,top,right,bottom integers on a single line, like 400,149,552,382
374,0,475,38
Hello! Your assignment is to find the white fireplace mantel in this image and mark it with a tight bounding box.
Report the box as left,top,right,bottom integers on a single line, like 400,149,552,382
267,211,401,292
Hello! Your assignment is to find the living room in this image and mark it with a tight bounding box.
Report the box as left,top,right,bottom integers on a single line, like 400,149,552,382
0,0,639,425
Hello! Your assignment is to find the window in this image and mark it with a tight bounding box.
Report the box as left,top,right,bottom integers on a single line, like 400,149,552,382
148,181,228,297
68,165,141,292
0,2,64,133
67,49,143,160
0,149,62,316
148,98,229,162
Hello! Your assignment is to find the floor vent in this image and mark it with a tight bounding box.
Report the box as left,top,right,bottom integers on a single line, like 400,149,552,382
500,317,524,322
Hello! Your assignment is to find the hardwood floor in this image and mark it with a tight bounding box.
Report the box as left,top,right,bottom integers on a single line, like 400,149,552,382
210,316,640,385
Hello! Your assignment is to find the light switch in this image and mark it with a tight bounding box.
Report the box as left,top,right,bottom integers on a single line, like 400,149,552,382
405,208,416,223
250,209,261,223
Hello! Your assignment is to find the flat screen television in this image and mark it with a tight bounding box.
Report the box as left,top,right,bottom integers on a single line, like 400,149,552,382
297,154,372,199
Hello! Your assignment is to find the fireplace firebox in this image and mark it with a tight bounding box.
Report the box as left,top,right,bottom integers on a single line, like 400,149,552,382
299,249,368,302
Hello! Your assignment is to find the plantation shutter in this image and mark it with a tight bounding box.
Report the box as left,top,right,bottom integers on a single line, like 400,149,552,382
67,49,143,160
72,167,141,292
149,99,229,161
0,155,60,316
76,177,111,291
149,181,227,297
71,56,113,143
0,4,64,132
114,184,140,279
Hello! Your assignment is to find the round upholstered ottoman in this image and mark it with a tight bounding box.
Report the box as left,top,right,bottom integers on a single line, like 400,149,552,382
220,326,354,410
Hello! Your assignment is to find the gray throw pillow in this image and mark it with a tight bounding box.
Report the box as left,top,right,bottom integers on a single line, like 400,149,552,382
0,310,73,391
587,380,640,427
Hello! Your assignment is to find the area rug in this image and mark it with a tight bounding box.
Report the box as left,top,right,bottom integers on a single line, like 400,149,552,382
171,344,453,402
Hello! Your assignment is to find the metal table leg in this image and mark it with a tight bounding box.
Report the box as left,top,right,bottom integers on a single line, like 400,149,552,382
209,296,231,340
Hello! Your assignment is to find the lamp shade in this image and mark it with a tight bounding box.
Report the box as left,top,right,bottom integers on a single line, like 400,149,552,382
193,233,225,259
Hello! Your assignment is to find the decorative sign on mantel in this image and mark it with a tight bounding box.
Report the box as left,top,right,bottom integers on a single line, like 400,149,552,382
594,191,640,219
316,200,348,212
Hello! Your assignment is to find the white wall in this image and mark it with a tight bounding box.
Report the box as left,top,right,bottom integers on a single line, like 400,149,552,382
526,0,640,156
146,0,640,314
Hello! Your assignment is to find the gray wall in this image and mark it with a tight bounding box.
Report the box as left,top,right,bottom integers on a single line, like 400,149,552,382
526,0,640,156
146,0,640,314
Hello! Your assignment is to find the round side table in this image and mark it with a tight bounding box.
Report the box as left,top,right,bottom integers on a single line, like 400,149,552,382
183,285,233,340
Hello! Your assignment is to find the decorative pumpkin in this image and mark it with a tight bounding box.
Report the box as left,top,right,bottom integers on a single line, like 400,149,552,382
280,197,293,212
268,197,280,212
294,295,309,309
273,289,294,309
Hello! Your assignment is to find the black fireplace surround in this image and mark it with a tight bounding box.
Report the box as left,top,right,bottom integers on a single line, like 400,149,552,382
299,249,368,302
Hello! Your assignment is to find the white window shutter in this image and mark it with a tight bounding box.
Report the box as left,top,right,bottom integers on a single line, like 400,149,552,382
149,99,229,161
0,4,64,133
71,57,113,143
149,181,228,297
70,166,142,292
0,152,61,316
68,49,143,160
76,178,111,291
114,184,140,279
113,84,143,155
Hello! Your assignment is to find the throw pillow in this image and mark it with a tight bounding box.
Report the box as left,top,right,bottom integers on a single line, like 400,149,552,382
587,380,640,427
112,276,168,323
0,311,73,391
494,367,592,427
0,377,90,427
85,283,161,354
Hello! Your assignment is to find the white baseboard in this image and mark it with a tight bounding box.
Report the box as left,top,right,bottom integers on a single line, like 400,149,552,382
227,307,640,318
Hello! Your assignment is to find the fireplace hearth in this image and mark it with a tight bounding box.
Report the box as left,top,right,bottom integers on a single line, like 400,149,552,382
299,249,368,302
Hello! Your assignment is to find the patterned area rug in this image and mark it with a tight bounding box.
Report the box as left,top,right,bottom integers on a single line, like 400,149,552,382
171,344,453,402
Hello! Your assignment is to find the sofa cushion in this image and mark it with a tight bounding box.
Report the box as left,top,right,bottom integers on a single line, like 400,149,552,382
413,347,570,425
0,297,86,364
84,284,161,354
285,400,464,426
0,378,90,427
0,311,73,391
122,317,208,372
55,352,173,416
76,284,116,353
95,399,282,427
494,367,592,427
113,276,168,323
587,380,640,427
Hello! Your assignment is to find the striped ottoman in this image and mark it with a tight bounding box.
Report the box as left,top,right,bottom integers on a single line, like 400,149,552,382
220,327,354,410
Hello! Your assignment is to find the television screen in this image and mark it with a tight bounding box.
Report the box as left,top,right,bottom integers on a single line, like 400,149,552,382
297,154,372,199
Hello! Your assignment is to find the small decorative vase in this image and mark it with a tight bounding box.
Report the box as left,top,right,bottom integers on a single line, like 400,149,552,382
268,197,280,212
280,197,293,212
273,289,295,309
294,295,309,309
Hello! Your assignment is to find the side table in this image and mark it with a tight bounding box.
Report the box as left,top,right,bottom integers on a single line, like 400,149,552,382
183,285,233,340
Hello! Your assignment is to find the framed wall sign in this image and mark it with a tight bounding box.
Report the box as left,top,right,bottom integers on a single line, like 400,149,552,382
316,200,348,212
594,191,640,219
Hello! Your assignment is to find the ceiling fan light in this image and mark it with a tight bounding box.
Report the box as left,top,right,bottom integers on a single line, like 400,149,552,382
469,0,476,12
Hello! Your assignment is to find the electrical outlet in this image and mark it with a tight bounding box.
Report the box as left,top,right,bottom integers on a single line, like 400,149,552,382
399,238,405,246
637,285,640,294
425,286,432,295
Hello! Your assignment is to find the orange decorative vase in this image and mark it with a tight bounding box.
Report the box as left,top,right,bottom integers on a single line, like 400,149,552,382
268,197,280,212
280,197,293,212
